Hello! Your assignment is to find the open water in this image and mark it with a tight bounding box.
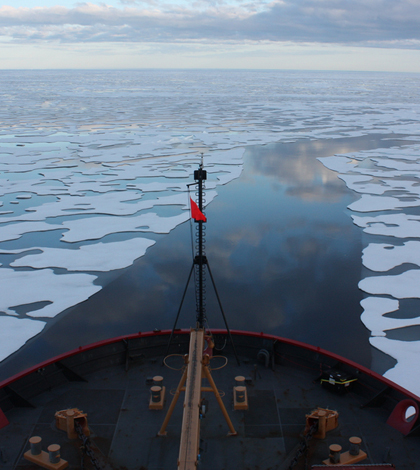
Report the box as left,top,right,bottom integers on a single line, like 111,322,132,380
1,70,420,395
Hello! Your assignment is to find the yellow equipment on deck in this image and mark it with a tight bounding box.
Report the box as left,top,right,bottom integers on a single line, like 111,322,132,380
159,328,237,470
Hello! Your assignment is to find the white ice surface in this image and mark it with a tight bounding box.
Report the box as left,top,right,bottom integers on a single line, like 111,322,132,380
0,193,189,223
348,194,420,212
359,270,420,299
318,140,420,396
8,238,156,272
362,242,420,272
61,212,190,243
370,336,420,397
352,213,420,238
360,297,420,337
0,268,101,318
0,221,62,243
0,316,45,362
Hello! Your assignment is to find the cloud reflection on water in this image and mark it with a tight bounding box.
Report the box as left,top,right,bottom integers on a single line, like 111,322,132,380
201,138,371,364
0,135,405,380
246,139,371,204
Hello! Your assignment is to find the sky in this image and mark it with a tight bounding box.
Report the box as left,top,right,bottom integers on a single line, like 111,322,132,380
0,1,420,71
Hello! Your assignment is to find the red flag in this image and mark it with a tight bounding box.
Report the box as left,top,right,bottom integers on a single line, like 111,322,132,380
190,198,207,222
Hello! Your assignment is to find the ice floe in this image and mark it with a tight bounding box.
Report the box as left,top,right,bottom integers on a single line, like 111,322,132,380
352,213,420,238
359,270,420,299
0,268,100,318
6,238,156,272
0,316,45,362
318,138,420,396
0,221,62,243
349,194,420,212
362,242,420,272
360,297,400,337
60,212,190,243
370,336,420,395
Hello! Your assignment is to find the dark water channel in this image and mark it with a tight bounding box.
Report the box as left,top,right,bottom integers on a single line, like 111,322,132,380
0,135,408,381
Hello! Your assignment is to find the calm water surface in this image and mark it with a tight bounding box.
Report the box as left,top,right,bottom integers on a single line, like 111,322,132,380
0,135,406,380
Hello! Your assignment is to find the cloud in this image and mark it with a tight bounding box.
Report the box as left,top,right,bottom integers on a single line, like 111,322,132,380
0,1,419,48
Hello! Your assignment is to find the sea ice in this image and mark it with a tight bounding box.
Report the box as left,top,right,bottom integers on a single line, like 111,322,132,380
370,336,420,397
2,70,420,399
318,139,420,397
60,212,190,243
0,221,62,243
0,268,101,318
362,242,420,272
359,269,420,299
360,297,420,337
348,194,420,212
9,238,156,272
0,316,45,363
352,213,420,238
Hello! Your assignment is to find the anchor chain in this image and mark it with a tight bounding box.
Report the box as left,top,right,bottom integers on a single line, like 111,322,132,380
75,420,103,470
287,421,319,470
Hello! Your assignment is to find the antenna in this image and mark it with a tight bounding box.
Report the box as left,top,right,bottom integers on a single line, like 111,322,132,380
193,156,207,328
164,156,240,365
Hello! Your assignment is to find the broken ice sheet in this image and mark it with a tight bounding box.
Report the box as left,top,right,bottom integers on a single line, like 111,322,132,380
0,268,101,318
0,221,62,243
0,191,144,222
352,213,420,238
348,194,420,212
359,270,420,299
370,336,420,397
362,242,420,272
360,297,420,337
59,191,216,243
318,142,420,396
60,212,190,243
0,316,45,362
9,238,156,272
0,191,192,224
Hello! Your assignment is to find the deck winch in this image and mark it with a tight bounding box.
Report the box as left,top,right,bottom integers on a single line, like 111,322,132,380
55,408,90,440
305,407,339,439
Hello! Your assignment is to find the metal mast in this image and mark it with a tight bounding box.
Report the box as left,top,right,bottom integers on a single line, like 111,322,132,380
194,155,207,329
164,156,239,365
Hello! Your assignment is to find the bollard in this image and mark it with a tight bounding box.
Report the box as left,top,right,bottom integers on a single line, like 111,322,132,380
329,444,342,464
29,436,42,455
149,384,165,410
235,386,246,403
151,386,162,403
153,376,163,387
24,436,68,470
349,436,362,456
323,436,366,466
235,376,245,387
48,444,60,464
233,385,248,410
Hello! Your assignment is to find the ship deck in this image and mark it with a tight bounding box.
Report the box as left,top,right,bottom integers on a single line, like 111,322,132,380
1,330,419,470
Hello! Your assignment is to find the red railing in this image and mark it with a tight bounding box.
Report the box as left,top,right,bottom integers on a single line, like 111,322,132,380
1,328,419,402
